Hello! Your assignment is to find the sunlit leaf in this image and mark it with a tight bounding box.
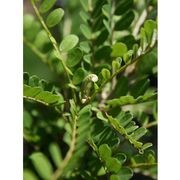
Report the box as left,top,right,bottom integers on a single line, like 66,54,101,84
111,43,128,57
99,144,112,161
30,152,53,179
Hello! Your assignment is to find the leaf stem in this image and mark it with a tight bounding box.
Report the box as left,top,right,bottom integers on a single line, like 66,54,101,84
23,95,49,106
88,43,157,103
51,116,77,180
129,162,157,168
30,0,77,102
143,121,157,129
87,139,109,176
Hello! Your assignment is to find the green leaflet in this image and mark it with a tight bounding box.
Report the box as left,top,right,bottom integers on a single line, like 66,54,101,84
73,67,87,85
131,150,157,167
101,68,111,80
34,30,49,50
39,0,56,14
107,93,157,107
110,167,133,180
91,118,120,147
60,34,79,52
106,157,122,173
98,144,123,173
140,28,148,51
48,143,62,167
23,110,32,129
103,19,111,33
30,152,53,179
130,78,150,98
102,4,111,18
112,58,122,72
114,0,133,15
99,144,112,161
121,35,136,49
80,0,89,11
46,8,64,28
94,45,112,60
66,48,83,67
130,127,147,141
23,169,38,180
23,14,34,30
144,20,157,43
23,16,41,41
111,43,128,57
117,167,133,180
80,24,92,39
80,41,91,53
97,143,132,176
79,11,90,23
23,85,64,106
95,29,109,46
115,11,135,30
137,49,157,75
110,175,119,180
106,113,152,153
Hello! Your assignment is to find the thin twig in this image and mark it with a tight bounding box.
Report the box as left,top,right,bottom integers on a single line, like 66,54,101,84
23,95,49,106
143,121,158,129
51,116,77,180
30,0,77,102
87,140,109,177
129,162,157,168
88,43,157,103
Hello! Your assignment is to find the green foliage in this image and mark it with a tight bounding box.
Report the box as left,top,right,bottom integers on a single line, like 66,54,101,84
23,73,64,107
111,43,128,57
46,8,64,28
66,48,83,68
59,34,79,52
24,0,157,179
30,152,53,179
39,0,56,14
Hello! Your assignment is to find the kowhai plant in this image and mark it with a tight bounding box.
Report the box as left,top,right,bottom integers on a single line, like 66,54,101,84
23,0,157,179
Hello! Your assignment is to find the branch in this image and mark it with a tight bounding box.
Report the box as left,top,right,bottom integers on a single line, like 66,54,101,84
30,0,77,101
143,121,157,129
51,116,77,180
88,43,157,103
23,95,49,106
129,162,157,168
